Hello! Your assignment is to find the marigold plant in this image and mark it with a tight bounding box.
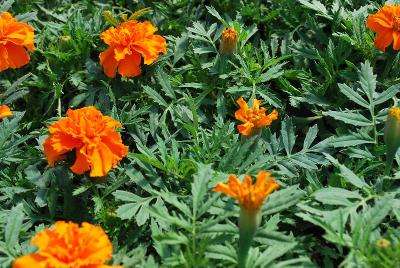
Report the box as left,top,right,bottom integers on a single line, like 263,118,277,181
235,97,278,136
0,11,34,72
43,106,129,177
367,5,400,52
219,27,238,55
99,20,167,78
213,171,279,267
13,221,121,268
0,105,13,119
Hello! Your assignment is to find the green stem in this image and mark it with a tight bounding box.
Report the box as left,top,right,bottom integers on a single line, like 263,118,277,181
238,208,260,268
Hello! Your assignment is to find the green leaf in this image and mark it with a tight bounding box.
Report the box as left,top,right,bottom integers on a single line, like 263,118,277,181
280,117,296,155
5,203,24,250
313,187,362,206
192,163,213,217
156,68,176,99
142,85,168,107
324,154,369,189
374,83,400,105
255,242,297,267
323,110,372,126
338,83,369,108
358,61,376,102
263,186,305,215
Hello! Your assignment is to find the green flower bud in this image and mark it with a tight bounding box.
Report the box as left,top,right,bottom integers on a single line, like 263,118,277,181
384,107,400,174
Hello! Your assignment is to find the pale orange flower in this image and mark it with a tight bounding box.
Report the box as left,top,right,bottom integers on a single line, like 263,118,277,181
99,20,167,78
213,171,279,212
235,97,278,136
0,12,34,72
43,106,128,177
0,105,13,119
367,5,400,52
219,27,238,55
13,221,122,268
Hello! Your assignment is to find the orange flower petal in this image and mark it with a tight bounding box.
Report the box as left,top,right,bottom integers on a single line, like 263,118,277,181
0,105,13,119
235,97,278,136
99,47,118,78
13,253,44,268
43,106,128,177
117,52,142,78
99,20,166,78
213,171,280,211
14,221,119,268
0,12,34,72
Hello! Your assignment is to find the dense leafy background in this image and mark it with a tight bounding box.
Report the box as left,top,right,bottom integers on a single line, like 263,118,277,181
0,0,400,267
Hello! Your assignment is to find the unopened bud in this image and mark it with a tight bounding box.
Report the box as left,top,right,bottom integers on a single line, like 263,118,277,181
58,35,73,51
219,27,238,56
384,107,400,174
376,239,391,249
103,10,120,27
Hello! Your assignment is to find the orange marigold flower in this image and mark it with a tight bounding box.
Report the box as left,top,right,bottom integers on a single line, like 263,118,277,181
43,106,128,177
0,105,13,119
235,97,278,136
13,221,122,268
99,20,167,78
213,171,279,212
219,27,238,55
366,5,400,52
0,12,34,72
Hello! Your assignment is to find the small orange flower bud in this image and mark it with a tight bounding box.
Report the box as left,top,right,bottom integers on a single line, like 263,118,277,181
0,105,13,119
219,27,238,56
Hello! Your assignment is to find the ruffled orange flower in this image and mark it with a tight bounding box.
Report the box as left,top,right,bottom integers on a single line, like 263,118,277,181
366,5,400,52
0,105,13,119
0,12,34,72
13,221,122,268
219,27,238,55
99,20,167,78
213,171,279,212
235,97,278,136
43,106,128,177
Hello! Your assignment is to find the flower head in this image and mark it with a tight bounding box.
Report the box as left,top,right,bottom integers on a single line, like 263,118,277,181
367,5,400,51
13,221,121,268
43,106,128,177
376,238,391,249
235,97,278,136
0,12,34,72
0,105,13,119
99,20,167,78
213,171,279,212
219,27,238,56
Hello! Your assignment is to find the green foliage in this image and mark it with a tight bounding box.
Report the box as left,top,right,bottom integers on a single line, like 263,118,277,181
0,0,400,267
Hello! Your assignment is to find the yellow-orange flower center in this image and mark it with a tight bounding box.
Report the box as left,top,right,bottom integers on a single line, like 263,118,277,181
388,106,400,121
213,171,279,212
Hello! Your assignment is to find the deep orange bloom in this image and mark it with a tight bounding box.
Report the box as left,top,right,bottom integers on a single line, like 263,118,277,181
43,106,128,177
0,105,13,119
219,27,238,55
13,221,121,268
0,12,34,72
235,97,278,136
99,20,167,78
366,5,400,52
213,171,279,212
